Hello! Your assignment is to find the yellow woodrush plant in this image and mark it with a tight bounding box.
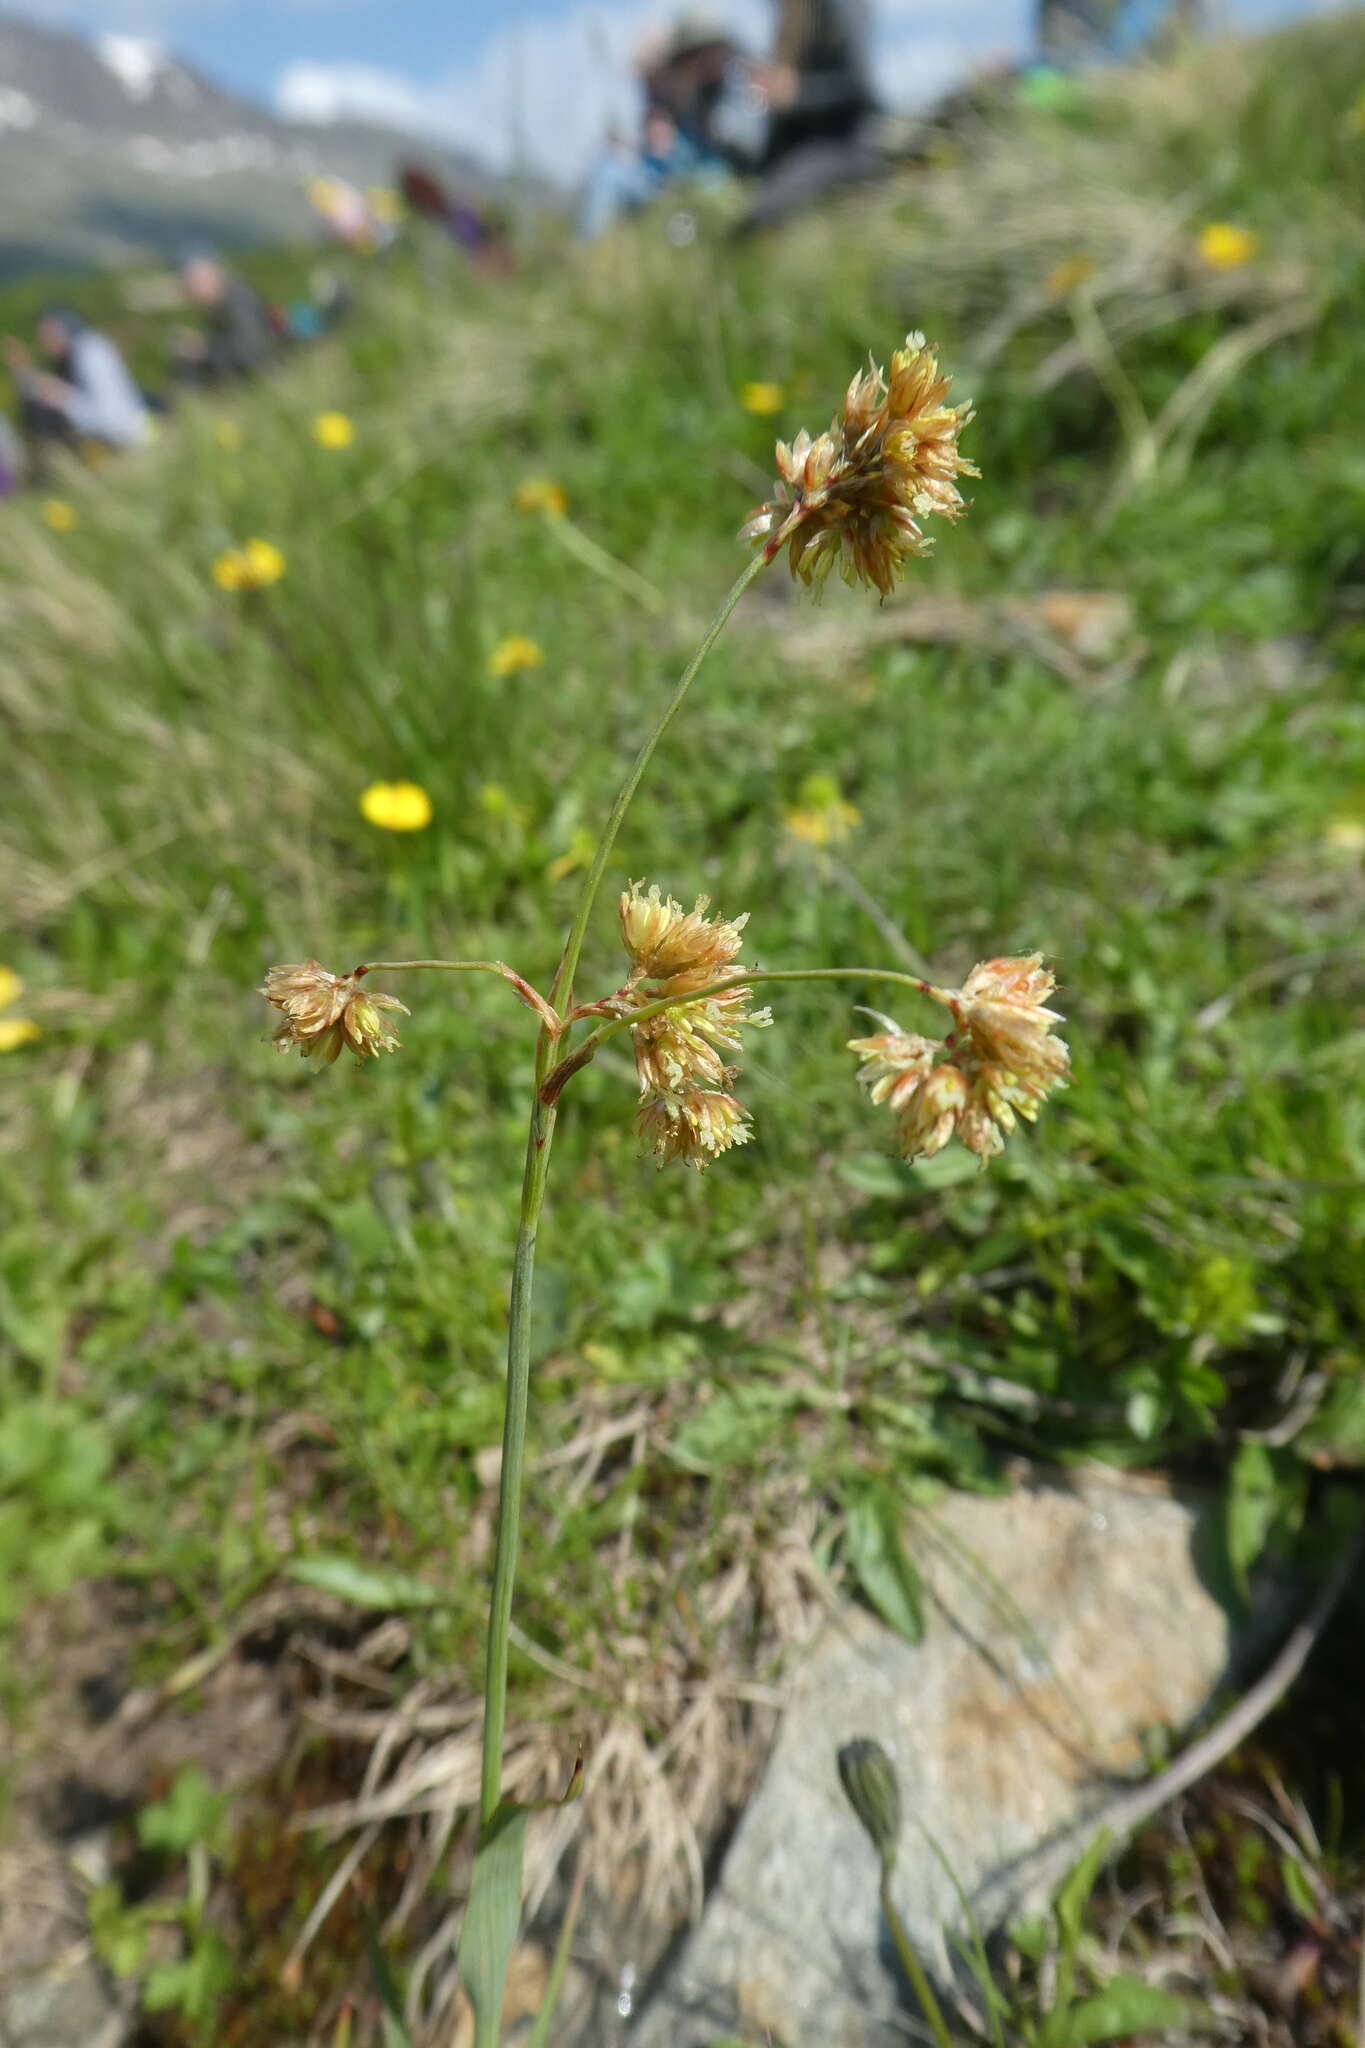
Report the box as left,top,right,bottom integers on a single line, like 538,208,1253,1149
256,334,1068,2041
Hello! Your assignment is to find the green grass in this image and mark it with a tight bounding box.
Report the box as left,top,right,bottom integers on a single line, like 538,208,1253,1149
2,11,1365,2035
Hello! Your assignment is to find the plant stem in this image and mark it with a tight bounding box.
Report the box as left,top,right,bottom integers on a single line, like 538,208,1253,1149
479,1084,556,1831
548,552,766,1022
355,958,561,1032
879,1871,956,2048
541,964,940,1100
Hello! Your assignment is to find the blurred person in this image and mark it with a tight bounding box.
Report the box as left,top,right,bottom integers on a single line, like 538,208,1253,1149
171,254,275,384
0,410,25,496
738,0,883,232
578,13,738,240
2,308,149,468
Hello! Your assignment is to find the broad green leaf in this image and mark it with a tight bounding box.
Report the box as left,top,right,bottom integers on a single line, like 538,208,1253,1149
836,1153,911,1199
672,1387,795,1473
460,1803,528,2045
285,1554,442,1609
1050,1976,1208,2043
1224,1441,1279,1597
844,1484,924,1644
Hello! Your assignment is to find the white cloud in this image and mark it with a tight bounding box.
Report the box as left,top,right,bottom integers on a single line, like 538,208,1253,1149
275,0,1035,182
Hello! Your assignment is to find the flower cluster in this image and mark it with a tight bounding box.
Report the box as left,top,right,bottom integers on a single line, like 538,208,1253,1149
213,537,286,591
618,883,770,1169
741,334,977,598
849,954,1069,1164
259,960,408,1065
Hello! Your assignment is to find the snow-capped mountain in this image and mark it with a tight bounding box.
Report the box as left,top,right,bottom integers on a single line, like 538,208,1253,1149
0,11,492,280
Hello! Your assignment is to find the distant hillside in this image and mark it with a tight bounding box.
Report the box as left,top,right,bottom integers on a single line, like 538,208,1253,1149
0,11,495,280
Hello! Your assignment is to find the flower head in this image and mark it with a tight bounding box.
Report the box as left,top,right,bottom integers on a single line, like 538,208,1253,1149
928,954,1070,1094
514,477,569,517
849,953,1069,1164
42,499,76,533
259,960,408,1064
490,634,543,677
312,411,355,449
360,780,433,832
619,883,748,981
213,538,286,591
1197,222,1257,270
636,1087,752,1169
742,334,977,598
740,380,784,416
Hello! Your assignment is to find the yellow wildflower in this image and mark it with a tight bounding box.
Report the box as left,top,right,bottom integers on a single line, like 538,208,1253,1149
742,333,977,598
490,634,544,677
260,960,408,1065
514,477,569,517
0,966,39,1052
213,538,286,591
367,186,404,221
740,381,784,416
214,419,243,451
42,499,76,533
1197,222,1257,270
360,780,433,832
312,411,355,450
784,773,860,847
1324,815,1365,853
1045,253,1094,298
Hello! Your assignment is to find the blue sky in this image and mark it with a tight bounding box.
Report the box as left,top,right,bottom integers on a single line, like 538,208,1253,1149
10,0,1344,179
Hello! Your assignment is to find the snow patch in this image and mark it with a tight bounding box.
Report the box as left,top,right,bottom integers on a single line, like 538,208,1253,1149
97,35,165,101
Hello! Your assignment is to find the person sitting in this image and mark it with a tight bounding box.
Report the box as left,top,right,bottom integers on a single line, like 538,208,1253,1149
170,254,275,384
2,308,150,468
739,0,883,232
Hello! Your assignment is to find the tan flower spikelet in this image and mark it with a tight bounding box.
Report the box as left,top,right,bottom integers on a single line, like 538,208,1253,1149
619,883,748,981
741,334,977,598
636,1087,752,1169
621,882,769,1168
849,954,1069,1163
260,960,408,1064
928,954,1070,1095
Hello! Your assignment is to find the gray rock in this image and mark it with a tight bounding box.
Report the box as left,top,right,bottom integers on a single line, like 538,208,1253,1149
632,1470,1255,2048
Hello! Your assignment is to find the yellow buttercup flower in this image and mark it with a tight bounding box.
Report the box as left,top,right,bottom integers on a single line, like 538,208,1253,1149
214,419,243,452
367,186,403,221
489,634,543,677
360,780,433,832
0,966,38,1052
313,411,355,450
514,477,569,517
740,381,784,416
784,773,860,847
1197,222,1257,270
213,537,286,591
42,499,76,533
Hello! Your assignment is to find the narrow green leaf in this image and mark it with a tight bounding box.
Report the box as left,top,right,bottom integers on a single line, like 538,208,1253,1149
845,1484,924,1644
1051,1976,1208,2043
460,1804,528,2047
362,1906,414,2048
284,1554,442,1609
1223,1441,1279,1598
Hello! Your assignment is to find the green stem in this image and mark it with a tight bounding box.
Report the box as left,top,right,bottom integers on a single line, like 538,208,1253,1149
879,1871,956,2048
479,1085,557,1833
541,965,940,1100
547,552,767,1022
355,958,561,1033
